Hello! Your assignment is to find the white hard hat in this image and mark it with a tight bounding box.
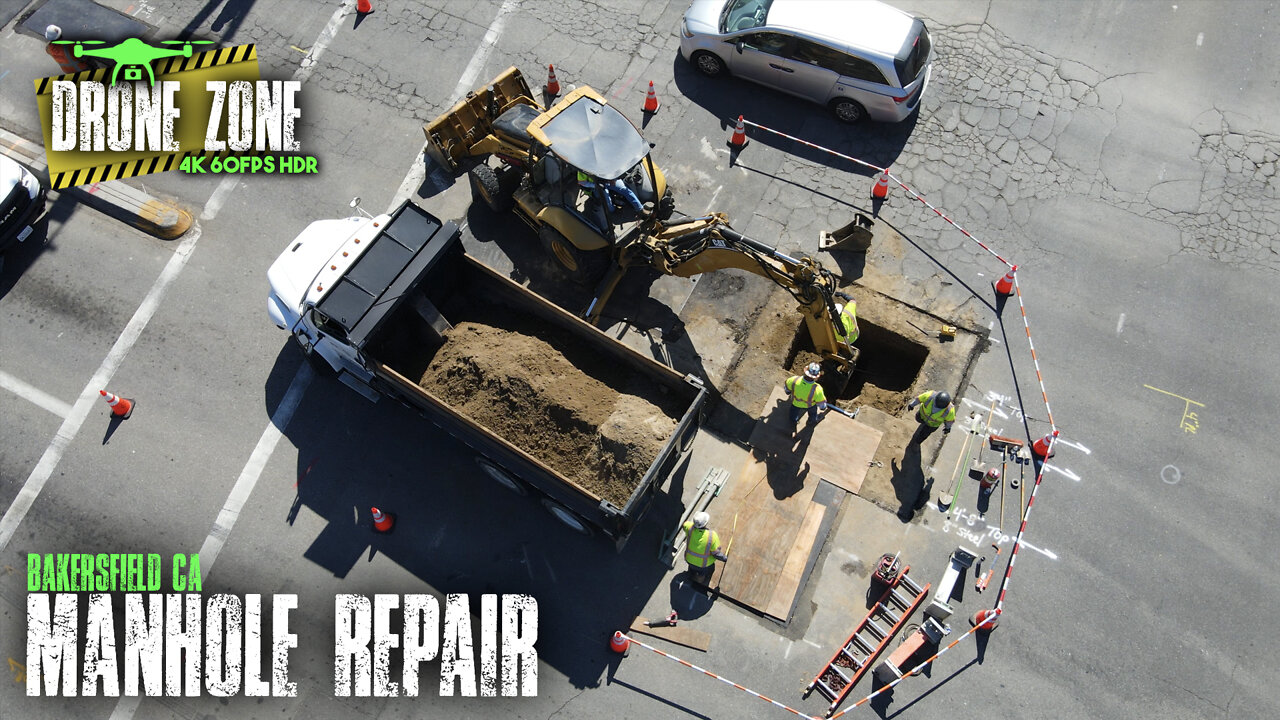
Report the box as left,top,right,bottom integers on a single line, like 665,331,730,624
45,25,62,41
692,511,710,529
804,362,822,379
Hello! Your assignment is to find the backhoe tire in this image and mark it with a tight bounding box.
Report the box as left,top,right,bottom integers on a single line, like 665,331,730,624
469,164,513,212
539,227,609,286
657,188,676,221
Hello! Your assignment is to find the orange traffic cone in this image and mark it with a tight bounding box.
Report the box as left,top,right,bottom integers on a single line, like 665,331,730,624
100,390,134,419
356,0,372,13
871,171,890,199
610,631,630,654
642,81,660,113
970,608,1000,632
1031,430,1058,459
545,64,560,96
995,265,1017,295
371,507,395,533
727,115,748,148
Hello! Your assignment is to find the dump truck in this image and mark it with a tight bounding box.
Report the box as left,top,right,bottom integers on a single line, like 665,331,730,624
267,200,707,548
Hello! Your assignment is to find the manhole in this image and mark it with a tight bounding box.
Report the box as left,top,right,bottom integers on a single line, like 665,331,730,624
785,319,928,413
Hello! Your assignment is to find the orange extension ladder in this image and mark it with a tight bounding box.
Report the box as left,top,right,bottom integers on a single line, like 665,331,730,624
803,567,930,716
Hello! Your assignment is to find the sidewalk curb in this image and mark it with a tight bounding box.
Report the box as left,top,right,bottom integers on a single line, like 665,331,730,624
0,127,194,240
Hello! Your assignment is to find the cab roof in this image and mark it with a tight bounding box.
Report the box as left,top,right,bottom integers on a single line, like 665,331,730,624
528,87,650,181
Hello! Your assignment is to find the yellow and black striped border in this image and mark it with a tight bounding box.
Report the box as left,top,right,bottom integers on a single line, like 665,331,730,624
37,44,258,189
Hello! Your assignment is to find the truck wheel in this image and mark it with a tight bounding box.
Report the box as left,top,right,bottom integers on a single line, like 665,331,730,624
539,227,609,286
475,457,528,496
469,164,513,212
540,498,594,536
657,188,676,221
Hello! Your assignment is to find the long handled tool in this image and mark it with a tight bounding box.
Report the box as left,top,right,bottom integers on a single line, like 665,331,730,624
827,404,861,420
938,421,974,510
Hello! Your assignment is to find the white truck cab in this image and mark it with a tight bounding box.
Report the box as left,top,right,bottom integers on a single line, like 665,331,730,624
267,211,390,389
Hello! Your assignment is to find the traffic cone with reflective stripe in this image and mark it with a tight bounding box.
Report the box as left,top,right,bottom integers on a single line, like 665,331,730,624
970,608,999,632
610,631,630,654
371,507,395,533
100,390,134,419
642,81,660,113
357,0,372,13
871,171,890,199
995,265,1017,295
1031,430,1058,459
728,115,748,148
545,64,560,96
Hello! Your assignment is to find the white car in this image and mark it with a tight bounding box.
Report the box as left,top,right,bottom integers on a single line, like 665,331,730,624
0,155,47,253
680,0,933,123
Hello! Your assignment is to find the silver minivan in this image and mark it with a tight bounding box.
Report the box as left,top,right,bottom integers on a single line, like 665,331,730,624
679,0,932,123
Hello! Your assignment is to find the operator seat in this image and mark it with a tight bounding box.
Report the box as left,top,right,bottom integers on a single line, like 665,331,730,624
492,104,541,147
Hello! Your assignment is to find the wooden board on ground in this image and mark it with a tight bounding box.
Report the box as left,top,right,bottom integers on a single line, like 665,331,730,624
764,500,827,620
747,386,883,495
630,617,712,652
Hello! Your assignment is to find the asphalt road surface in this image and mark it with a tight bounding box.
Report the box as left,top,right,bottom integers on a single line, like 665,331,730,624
1,1,1276,718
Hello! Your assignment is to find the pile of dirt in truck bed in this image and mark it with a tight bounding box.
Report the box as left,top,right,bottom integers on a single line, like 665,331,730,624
419,321,679,507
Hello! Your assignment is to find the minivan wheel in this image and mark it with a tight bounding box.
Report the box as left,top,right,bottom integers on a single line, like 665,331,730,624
830,98,867,124
691,51,726,77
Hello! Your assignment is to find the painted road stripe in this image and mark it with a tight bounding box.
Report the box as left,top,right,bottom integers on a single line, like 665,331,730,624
0,227,201,553
0,370,71,419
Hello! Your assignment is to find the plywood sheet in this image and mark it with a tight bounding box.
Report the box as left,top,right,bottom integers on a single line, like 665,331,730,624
764,500,826,620
630,617,712,652
748,387,884,495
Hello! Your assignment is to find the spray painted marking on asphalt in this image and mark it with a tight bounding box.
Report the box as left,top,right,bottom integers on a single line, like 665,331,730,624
1161,465,1182,485
202,0,350,221
1116,312,1126,333
1143,384,1204,434
1042,463,1081,482
391,0,520,211
936,507,1060,561
0,227,200,553
0,370,71,419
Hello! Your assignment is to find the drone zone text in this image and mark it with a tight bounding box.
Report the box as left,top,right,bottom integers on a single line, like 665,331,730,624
50,80,301,153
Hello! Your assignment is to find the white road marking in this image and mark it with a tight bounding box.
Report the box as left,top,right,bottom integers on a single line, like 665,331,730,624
0,370,71,419
702,184,722,215
1055,438,1091,454
1042,464,1080,482
784,640,792,659
194,365,313,576
1016,538,1059,560
0,227,201,553
803,639,822,649
390,0,520,212
203,0,350,221
1196,32,1204,47
1116,313,1125,333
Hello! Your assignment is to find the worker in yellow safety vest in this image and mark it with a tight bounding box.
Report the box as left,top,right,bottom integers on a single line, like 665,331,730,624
784,362,829,432
682,511,727,580
907,390,956,435
834,292,859,346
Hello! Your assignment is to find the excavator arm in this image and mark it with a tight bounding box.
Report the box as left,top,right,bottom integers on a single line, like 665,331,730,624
586,214,858,381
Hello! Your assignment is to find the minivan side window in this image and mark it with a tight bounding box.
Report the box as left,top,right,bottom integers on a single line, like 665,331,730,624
738,32,792,57
790,39,888,86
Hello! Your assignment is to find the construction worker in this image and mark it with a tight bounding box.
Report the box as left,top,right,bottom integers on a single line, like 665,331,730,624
682,511,727,581
576,170,646,214
907,390,956,435
784,362,829,431
44,25,92,74
834,291,858,346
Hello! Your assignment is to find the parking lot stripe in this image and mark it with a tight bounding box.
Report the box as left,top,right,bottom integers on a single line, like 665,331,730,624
0,370,71,419
0,227,200,553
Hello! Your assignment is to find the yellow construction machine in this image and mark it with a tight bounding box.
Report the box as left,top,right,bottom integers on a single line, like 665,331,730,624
424,67,858,387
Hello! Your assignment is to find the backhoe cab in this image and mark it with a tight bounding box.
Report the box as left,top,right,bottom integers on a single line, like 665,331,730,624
424,67,676,284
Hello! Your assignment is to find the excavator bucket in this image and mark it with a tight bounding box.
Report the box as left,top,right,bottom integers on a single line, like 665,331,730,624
422,66,539,173
819,213,875,253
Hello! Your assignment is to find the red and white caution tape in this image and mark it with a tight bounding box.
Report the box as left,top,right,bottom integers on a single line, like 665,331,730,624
736,118,1014,268
619,634,824,720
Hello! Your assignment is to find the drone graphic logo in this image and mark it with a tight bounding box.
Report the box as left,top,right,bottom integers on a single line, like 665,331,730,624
50,38,214,85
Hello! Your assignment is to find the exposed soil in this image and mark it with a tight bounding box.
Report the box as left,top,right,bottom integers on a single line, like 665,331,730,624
418,321,678,507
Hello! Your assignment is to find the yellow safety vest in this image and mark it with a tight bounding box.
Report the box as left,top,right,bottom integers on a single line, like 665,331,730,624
785,376,826,408
837,302,859,344
682,522,722,568
917,391,956,427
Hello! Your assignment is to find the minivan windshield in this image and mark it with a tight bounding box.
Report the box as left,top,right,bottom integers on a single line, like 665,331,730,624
894,20,931,85
720,0,775,34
